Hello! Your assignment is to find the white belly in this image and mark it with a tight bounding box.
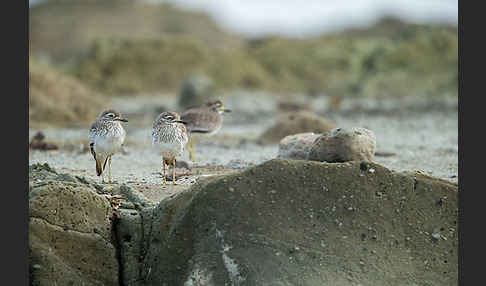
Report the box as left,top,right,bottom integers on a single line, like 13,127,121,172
153,141,183,158
94,135,124,156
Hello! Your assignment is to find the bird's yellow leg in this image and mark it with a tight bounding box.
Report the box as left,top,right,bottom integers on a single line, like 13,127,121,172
172,159,177,185
108,155,112,184
162,158,167,185
188,137,197,162
101,168,105,184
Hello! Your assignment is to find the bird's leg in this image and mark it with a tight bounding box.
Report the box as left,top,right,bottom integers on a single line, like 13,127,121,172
108,155,112,184
188,137,197,162
162,158,167,185
172,159,177,185
101,169,105,184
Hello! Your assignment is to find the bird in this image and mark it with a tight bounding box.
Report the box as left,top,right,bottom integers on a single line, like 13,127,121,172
152,111,189,185
181,100,231,161
89,109,128,184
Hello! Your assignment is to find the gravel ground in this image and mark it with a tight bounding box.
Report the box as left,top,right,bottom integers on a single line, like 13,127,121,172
29,93,458,201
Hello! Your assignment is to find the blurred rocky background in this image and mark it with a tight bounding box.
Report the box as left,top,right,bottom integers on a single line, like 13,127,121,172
29,0,457,126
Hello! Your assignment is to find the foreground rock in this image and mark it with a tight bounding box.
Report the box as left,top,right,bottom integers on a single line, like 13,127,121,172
138,159,458,285
259,111,337,144
29,166,119,286
277,132,320,160
308,127,376,162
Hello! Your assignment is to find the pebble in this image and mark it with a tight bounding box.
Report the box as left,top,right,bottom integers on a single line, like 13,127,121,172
431,232,441,241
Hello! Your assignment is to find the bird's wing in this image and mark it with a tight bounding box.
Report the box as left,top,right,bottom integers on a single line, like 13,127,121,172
179,124,189,145
88,121,99,142
88,121,99,160
90,142,96,160
181,110,220,133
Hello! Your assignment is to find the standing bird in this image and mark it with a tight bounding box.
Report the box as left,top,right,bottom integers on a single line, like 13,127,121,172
89,109,128,184
181,100,231,161
152,111,189,185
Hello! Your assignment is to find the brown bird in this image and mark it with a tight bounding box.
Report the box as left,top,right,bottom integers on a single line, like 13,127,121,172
181,100,231,161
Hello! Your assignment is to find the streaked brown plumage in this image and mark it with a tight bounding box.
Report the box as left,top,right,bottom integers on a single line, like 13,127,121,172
89,109,128,183
152,111,189,184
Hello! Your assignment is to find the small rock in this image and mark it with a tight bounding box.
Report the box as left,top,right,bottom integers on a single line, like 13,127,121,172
431,232,441,241
308,127,376,163
277,132,321,160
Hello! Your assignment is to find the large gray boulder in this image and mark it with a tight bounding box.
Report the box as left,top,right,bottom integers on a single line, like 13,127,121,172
139,159,458,285
308,127,377,163
29,168,119,286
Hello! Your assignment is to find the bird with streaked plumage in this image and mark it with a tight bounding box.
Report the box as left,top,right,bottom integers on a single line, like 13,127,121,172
89,109,128,184
181,100,231,162
152,111,189,185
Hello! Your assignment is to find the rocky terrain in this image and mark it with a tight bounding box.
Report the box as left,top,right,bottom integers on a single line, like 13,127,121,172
29,92,458,285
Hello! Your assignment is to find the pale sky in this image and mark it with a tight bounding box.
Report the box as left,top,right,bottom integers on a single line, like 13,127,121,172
155,0,458,37
31,0,458,38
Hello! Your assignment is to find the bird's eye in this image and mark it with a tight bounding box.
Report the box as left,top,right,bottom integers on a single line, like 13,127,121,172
108,113,115,117
165,116,174,120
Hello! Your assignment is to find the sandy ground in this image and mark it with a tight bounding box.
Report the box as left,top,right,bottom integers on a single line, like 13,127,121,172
29,92,458,202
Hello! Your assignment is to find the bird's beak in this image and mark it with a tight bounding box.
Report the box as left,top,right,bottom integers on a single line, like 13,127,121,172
176,120,187,125
117,117,128,122
218,106,231,113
